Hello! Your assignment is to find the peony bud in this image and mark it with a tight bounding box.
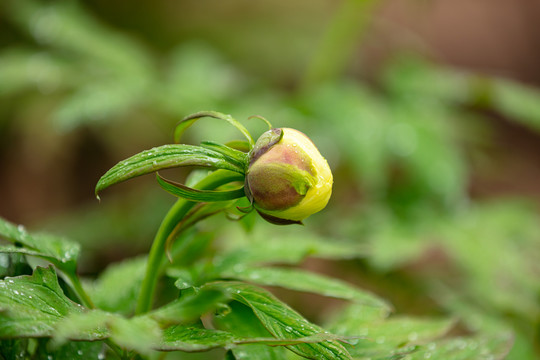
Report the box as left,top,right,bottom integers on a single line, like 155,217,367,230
245,128,333,224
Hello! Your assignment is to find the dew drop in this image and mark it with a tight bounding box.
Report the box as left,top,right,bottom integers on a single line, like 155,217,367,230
376,336,385,344
77,349,83,355
284,326,293,333
13,290,19,295
408,332,418,341
424,352,432,359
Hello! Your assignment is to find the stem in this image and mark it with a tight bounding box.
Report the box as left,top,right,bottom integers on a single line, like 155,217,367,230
64,270,95,309
135,170,244,314
301,0,380,90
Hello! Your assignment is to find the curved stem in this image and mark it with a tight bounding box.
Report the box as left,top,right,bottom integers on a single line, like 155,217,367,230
135,170,245,315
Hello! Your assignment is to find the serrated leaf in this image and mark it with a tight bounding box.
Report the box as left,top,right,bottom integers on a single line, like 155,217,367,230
0,218,80,272
95,144,246,196
88,256,146,315
221,266,389,309
208,281,352,360
0,266,83,338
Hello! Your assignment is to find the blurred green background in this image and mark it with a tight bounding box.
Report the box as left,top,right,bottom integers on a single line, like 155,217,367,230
0,0,539,358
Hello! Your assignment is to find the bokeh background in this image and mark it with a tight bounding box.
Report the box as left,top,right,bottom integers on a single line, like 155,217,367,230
1,0,539,358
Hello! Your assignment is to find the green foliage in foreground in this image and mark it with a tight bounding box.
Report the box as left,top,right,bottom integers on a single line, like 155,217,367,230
0,212,513,359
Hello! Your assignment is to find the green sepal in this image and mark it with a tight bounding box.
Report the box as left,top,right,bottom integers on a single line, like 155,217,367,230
157,173,246,202
225,140,251,152
248,128,283,166
95,144,245,197
174,111,255,149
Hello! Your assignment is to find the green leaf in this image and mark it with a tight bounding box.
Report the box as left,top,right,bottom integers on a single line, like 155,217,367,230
218,229,370,268
174,111,255,148
208,281,352,360
88,256,147,315
54,310,161,355
0,266,83,338
109,316,162,355
407,334,513,360
34,339,105,360
0,217,80,272
156,173,246,202
491,79,540,132
159,325,239,352
214,301,288,359
326,303,454,358
220,266,389,309
0,339,28,360
95,144,246,196
149,287,228,325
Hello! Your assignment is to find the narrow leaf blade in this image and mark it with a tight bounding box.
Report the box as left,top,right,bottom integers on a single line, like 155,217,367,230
95,144,245,196
156,173,246,202
174,111,255,148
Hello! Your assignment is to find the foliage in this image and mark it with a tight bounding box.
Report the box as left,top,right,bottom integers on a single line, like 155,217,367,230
1,0,540,359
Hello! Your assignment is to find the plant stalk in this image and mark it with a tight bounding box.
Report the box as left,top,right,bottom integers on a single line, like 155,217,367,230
64,270,95,309
135,170,244,315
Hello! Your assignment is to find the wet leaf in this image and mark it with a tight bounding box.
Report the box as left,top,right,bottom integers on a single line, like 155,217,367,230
220,266,389,309
159,325,239,352
149,287,228,325
208,281,352,360
214,301,288,359
0,266,83,338
326,303,454,358
408,334,513,360
0,217,80,272
95,144,246,196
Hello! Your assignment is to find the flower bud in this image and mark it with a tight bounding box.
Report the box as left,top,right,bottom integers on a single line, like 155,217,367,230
245,128,333,224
